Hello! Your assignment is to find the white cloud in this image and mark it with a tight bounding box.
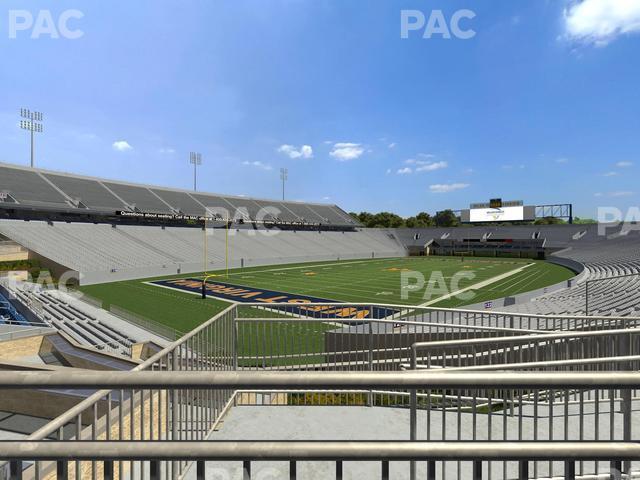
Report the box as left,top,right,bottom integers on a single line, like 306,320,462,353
502,164,525,170
603,171,618,177
463,167,474,174
388,142,397,149
397,167,412,175
330,142,365,161
112,140,132,152
416,161,448,172
609,191,635,197
556,157,569,164
77,132,98,141
385,168,392,175
429,183,470,194
403,158,447,172
616,161,634,167
159,147,176,154
564,0,640,46
242,160,273,171
595,190,635,197
277,144,313,159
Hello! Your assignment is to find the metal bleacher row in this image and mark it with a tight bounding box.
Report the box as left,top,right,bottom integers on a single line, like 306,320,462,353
2,281,134,355
0,162,357,226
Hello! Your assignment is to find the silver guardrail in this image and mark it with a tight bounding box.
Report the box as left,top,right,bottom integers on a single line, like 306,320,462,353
1,371,640,480
3,302,640,480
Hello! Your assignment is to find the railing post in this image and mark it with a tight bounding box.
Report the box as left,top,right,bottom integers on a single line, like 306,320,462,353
622,332,632,475
150,461,160,480
610,460,622,480
196,461,205,480
409,345,417,480
289,461,297,480
564,461,575,480
427,460,436,480
381,460,389,480
336,461,343,480
368,319,374,407
518,461,528,480
473,460,482,480
9,461,22,480
242,461,251,480
233,307,239,371
56,461,68,480
103,461,113,480
171,351,179,480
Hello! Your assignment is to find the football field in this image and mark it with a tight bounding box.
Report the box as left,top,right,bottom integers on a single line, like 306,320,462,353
79,256,575,333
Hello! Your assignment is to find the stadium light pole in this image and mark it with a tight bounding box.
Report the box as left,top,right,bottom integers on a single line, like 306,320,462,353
19,109,43,168
190,152,202,191
280,167,288,201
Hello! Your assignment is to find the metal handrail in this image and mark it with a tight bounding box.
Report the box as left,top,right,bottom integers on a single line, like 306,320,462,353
241,301,640,321
236,316,546,334
2,440,640,461
411,325,640,352
25,302,237,442
405,354,640,371
4,370,640,389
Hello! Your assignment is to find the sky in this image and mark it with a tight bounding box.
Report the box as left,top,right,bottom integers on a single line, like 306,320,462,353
0,0,639,219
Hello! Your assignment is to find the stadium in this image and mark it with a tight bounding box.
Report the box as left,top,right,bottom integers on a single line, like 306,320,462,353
1,158,640,480
3,1,640,479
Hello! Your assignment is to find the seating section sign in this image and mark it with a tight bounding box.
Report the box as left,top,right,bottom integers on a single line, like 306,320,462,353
148,277,397,319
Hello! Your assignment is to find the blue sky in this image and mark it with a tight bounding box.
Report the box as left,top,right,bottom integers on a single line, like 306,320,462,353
0,0,639,218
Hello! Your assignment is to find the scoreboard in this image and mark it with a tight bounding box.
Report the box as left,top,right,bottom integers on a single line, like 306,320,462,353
461,199,536,223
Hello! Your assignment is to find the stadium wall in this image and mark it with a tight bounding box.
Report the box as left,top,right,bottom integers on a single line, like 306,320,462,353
461,255,586,311
546,253,586,276
462,275,577,311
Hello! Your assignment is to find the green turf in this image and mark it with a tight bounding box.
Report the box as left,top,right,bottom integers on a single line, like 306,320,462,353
78,256,575,333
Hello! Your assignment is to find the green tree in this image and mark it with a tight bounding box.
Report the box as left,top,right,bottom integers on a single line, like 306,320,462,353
534,216,565,225
406,212,434,228
370,212,404,228
573,217,597,224
433,209,459,227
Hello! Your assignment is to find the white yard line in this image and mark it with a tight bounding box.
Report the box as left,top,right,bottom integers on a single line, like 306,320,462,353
201,257,405,277
418,262,535,307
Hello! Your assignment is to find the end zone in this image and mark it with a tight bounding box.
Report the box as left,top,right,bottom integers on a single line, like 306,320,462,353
147,277,397,319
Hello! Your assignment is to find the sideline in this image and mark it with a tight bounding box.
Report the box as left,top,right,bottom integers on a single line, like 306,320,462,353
418,262,535,307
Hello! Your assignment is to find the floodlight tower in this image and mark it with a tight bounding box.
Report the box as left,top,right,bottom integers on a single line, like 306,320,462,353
190,152,202,191
280,167,288,201
19,109,43,168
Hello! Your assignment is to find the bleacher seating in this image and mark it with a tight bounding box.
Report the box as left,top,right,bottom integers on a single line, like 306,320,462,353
41,173,124,211
0,219,406,284
1,281,134,355
0,162,355,226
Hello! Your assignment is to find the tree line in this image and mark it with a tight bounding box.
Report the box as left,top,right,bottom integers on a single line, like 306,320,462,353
348,210,596,228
